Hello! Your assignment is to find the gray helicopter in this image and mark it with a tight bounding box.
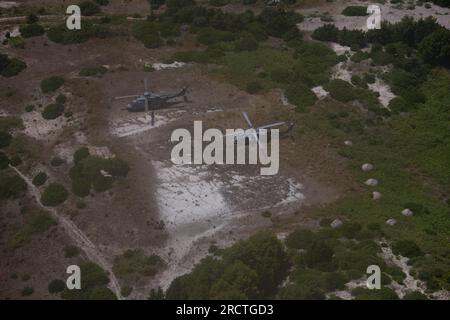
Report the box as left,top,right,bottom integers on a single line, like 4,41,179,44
114,79,188,113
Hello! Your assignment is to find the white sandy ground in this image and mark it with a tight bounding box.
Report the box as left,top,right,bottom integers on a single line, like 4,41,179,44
312,86,329,99
150,160,305,290
297,1,450,32
0,2,18,9
21,111,69,141
380,245,426,298
9,165,124,300
368,78,396,108
152,61,186,71
110,110,185,138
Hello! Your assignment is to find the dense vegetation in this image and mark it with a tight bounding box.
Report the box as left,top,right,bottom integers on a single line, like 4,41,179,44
40,76,64,93
70,147,129,196
0,54,26,78
113,250,166,281
60,262,116,300
41,183,69,206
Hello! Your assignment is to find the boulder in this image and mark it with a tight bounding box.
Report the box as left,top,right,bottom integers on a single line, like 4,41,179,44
372,191,382,200
365,178,378,186
331,219,343,229
401,208,414,217
362,163,374,171
386,218,397,226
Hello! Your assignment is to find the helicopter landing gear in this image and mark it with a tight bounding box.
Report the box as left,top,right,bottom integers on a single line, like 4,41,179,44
151,111,155,126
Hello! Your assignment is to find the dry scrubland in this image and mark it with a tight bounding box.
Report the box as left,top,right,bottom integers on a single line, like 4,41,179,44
0,0,449,300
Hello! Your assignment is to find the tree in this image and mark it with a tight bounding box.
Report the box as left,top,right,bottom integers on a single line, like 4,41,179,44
419,28,450,68
20,24,45,38
48,279,65,294
0,131,12,148
304,241,334,268
79,1,101,16
0,152,9,169
0,173,26,199
40,76,64,93
41,183,69,206
32,172,47,186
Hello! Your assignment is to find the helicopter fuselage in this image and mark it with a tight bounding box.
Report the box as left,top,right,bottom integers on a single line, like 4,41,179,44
127,96,163,112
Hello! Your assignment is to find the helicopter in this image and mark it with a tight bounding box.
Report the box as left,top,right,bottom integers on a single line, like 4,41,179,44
226,112,294,145
114,78,188,125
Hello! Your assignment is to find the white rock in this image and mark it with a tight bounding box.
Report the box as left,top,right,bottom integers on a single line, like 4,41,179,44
331,219,343,229
386,218,397,226
344,140,353,146
372,191,382,200
362,163,374,171
401,208,414,217
365,178,378,186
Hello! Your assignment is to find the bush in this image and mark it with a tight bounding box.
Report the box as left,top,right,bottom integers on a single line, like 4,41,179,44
50,156,65,167
285,83,317,108
73,146,90,163
48,280,65,294
79,1,101,16
47,22,109,44
0,173,26,199
32,172,47,186
55,94,67,104
113,250,166,278
41,183,69,206
246,81,262,94
393,240,423,258
197,27,235,45
26,14,39,24
25,104,34,112
324,79,356,102
0,131,12,148
79,65,107,77
285,228,316,250
235,37,259,52
21,287,34,296
132,21,163,48
40,76,64,93
19,24,45,38
0,58,26,78
42,103,64,120
312,24,339,42
0,152,9,169
342,6,369,16
419,28,450,68
352,287,398,300
71,177,91,197
403,291,428,300
304,242,334,269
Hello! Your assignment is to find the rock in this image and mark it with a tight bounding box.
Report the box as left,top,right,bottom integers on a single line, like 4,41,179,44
365,178,378,186
401,208,414,216
344,140,353,146
331,219,343,229
372,191,382,200
362,163,374,171
386,218,397,226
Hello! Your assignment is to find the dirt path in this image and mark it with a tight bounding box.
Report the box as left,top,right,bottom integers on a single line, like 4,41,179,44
9,165,124,300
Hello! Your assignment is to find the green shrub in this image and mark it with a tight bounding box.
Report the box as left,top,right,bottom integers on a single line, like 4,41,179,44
0,131,12,148
304,242,334,269
403,291,428,300
21,286,34,296
285,83,317,108
0,58,26,78
32,172,47,186
235,37,259,52
26,14,39,24
42,103,64,120
40,76,64,93
9,209,56,248
113,250,166,278
285,228,317,250
19,24,45,38
393,240,423,258
0,152,9,169
325,79,356,102
41,183,69,206
79,65,107,77
342,6,369,16
79,1,101,15
25,104,34,112
47,22,109,44
352,287,398,300
9,155,22,166
132,21,163,48
0,173,26,199
55,94,67,104
73,146,90,163
246,81,263,94
197,27,235,45
71,177,91,197
48,279,65,294
50,156,65,167
121,286,133,297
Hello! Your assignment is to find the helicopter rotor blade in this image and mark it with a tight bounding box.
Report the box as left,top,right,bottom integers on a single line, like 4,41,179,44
242,112,253,128
144,78,148,93
257,122,287,130
114,95,140,100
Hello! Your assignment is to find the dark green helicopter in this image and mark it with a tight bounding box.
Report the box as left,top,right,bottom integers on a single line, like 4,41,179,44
114,79,187,124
